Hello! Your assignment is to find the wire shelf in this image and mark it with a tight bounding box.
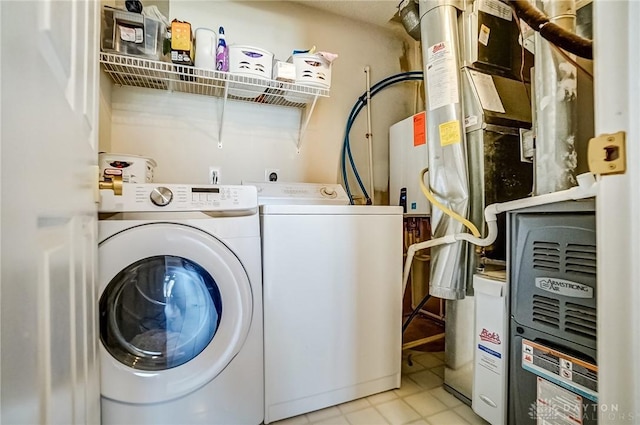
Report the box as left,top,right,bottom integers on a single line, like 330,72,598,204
99,52,330,108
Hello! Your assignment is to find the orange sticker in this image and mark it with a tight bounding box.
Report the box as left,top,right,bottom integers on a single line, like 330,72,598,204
413,112,426,147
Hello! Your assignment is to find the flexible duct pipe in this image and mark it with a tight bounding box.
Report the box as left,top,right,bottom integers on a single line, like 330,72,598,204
418,0,469,300
534,0,578,194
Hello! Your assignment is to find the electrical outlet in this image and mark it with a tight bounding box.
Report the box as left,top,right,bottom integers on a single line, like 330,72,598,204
209,167,221,184
265,168,280,182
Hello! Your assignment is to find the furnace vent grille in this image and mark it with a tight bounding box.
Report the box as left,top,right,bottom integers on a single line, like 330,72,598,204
532,295,560,328
566,244,597,277
533,241,561,272
565,302,597,340
532,241,597,276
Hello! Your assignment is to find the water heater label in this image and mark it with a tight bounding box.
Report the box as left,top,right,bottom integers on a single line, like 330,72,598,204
535,277,593,298
413,112,426,146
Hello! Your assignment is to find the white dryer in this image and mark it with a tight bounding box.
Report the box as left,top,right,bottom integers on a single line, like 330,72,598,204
247,182,404,424
98,184,262,425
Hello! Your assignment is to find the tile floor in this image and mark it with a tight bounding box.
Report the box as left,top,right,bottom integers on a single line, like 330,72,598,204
271,350,489,425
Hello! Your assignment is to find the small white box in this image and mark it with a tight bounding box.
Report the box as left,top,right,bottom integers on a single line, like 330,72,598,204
472,273,508,425
272,61,296,82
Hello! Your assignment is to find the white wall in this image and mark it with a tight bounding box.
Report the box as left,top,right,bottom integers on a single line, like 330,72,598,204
102,1,418,202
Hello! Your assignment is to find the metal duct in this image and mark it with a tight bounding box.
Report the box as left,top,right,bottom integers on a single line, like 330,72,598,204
399,0,421,41
534,0,578,194
418,0,469,300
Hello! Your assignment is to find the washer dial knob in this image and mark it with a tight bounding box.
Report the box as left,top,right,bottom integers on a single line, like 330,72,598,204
320,186,337,199
150,187,173,207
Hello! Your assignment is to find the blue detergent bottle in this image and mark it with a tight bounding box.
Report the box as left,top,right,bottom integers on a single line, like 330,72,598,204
216,26,229,71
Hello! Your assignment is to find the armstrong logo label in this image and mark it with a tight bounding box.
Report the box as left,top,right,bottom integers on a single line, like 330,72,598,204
535,277,593,298
479,328,501,345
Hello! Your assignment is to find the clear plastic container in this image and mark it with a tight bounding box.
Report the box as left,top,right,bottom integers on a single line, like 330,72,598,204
101,7,165,61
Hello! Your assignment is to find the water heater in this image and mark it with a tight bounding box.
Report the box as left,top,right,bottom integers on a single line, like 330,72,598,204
389,111,430,216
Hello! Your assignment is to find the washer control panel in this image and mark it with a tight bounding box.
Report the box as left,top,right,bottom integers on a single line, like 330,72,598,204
243,181,349,205
99,184,257,212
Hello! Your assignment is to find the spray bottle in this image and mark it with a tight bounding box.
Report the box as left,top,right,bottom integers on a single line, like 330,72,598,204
216,26,229,71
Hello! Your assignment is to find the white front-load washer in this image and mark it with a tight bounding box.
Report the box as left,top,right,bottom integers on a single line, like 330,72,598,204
98,184,262,425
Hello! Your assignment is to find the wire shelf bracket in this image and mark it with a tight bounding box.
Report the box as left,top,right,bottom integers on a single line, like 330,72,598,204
297,95,320,153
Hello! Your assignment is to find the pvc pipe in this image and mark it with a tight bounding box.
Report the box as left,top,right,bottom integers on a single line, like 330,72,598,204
402,172,598,293
364,66,375,204
402,234,457,293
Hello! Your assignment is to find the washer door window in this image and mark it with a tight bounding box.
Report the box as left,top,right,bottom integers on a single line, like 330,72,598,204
98,223,254,404
100,255,222,371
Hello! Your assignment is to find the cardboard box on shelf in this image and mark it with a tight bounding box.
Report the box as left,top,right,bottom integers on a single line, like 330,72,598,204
171,19,193,65
272,61,296,82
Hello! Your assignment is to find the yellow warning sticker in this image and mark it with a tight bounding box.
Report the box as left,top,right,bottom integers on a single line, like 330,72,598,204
439,120,461,146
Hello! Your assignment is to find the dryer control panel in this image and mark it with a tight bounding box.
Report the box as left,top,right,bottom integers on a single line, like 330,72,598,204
242,181,349,205
99,184,257,212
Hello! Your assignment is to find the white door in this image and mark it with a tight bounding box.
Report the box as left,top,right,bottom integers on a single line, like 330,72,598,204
1,1,100,424
593,1,640,421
